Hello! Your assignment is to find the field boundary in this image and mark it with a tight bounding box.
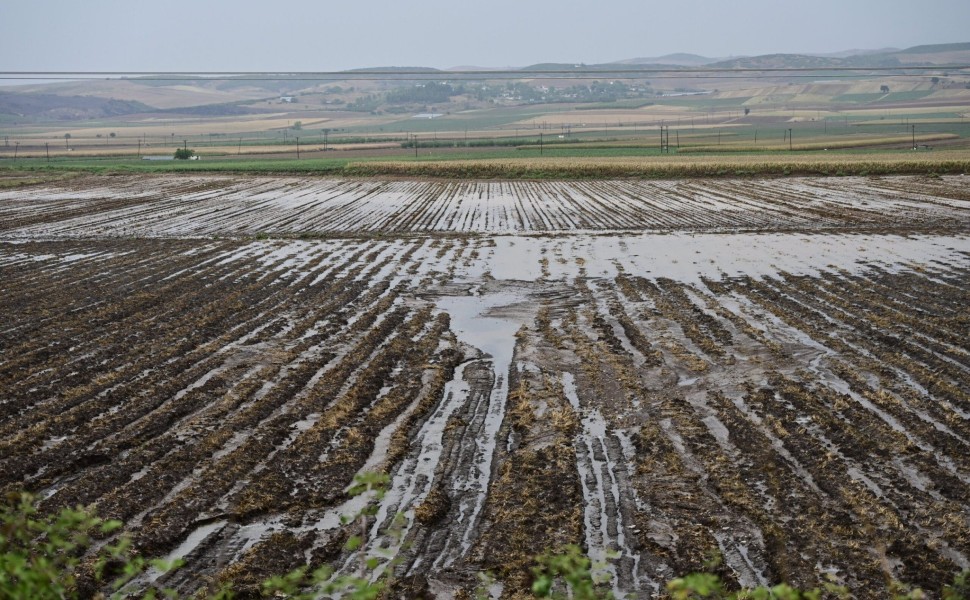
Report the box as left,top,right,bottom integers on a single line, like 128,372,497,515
2,153,970,180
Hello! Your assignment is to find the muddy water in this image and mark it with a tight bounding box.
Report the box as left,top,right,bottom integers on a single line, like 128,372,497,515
361,360,475,575
564,372,653,596
353,284,538,577
484,232,970,283
432,287,535,564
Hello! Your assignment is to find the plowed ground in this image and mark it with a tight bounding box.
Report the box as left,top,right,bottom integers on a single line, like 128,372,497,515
2,174,969,598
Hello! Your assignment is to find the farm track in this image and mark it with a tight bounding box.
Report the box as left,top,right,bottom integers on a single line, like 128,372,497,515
2,173,970,598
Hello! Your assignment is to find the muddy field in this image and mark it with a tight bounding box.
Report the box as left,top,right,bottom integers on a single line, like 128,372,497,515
2,174,970,237
1,174,970,598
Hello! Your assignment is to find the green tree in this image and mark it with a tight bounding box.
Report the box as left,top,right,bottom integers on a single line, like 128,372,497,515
173,148,195,159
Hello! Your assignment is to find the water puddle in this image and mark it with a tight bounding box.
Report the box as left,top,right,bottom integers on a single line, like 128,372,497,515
432,284,535,565
563,372,647,596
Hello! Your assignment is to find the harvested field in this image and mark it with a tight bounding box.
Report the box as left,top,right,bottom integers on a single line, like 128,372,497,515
1,173,970,598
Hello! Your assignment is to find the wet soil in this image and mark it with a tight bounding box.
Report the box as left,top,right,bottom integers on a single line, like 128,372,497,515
1,174,969,598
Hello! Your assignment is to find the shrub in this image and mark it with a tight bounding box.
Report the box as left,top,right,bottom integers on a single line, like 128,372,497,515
0,492,181,599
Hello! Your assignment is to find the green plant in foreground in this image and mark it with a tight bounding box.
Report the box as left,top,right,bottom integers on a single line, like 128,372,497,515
0,492,181,600
664,572,952,600
531,544,611,600
5,486,970,599
262,471,392,600
945,569,970,600
666,573,843,600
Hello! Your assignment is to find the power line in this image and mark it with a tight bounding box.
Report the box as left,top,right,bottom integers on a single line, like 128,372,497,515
1,73,963,82
0,65,967,83
2,65,968,76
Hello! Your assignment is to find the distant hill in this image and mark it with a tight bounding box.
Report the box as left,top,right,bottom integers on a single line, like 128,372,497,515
0,91,153,122
5,78,279,109
1,41,966,125
518,62,678,73
708,52,902,69
346,66,442,73
807,47,899,59
890,42,970,66
706,43,970,69
897,42,970,54
614,53,723,66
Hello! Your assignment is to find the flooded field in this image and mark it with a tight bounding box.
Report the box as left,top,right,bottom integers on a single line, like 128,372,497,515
1,174,969,598
2,174,969,237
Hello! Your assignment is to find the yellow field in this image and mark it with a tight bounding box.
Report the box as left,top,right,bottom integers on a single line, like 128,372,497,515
343,150,970,178
854,117,969,125
717,80,933,101
38,117,334,140
843,104,970,117
925,89,970,101
677,133,959,153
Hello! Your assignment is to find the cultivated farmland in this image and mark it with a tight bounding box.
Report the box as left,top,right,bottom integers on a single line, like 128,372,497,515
1,173,970,598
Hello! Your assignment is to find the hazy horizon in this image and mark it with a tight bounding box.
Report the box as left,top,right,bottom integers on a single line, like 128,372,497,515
2,0,969,73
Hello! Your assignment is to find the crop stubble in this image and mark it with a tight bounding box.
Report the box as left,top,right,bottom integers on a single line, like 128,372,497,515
1,174,970,598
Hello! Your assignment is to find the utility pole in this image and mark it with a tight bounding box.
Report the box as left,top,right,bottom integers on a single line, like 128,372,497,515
912,124,916,150
183,139,187,151
238,138,242,155
45,143,50,164
296,137,300,159
138,139,141,158
676,130,680,150
539,132,543,155
788,128,793,151
14,141,18,159
414,134,418,158
755,130,758,144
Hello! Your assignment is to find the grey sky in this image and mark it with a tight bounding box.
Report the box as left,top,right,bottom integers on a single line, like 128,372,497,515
2,0,968,72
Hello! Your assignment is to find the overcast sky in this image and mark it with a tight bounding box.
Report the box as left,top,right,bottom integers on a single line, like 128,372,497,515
2,0,968,72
